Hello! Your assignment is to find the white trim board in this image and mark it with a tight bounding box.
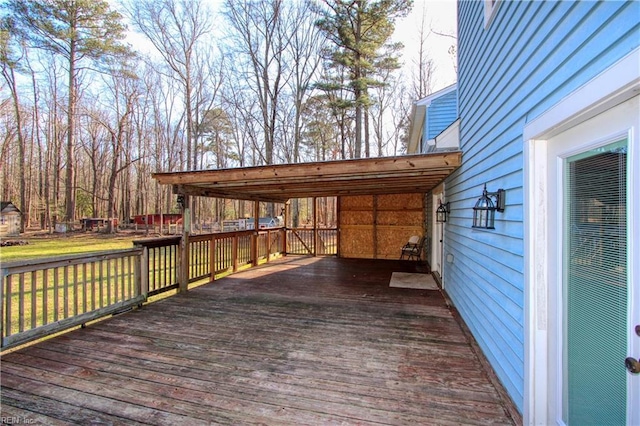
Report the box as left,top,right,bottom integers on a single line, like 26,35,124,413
524,48,640,141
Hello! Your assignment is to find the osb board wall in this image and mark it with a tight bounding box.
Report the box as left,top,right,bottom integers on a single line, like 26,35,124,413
340,193,424,259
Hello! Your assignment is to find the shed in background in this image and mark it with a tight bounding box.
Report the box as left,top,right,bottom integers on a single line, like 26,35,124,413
0,201,21,237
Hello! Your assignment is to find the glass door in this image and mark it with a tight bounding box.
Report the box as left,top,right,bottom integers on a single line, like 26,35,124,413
563,139,628,425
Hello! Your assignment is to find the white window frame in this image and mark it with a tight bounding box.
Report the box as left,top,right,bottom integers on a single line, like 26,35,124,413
484,0,501,28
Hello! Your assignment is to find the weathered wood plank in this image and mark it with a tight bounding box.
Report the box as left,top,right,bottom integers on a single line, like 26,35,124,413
1,257,515,425
1,387,136,425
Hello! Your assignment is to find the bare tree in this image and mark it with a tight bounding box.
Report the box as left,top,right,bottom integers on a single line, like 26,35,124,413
126,0,213,172
6,0,130,224
411,3,434,99
0,20,28,231
223,0,292,166
284,1,322,163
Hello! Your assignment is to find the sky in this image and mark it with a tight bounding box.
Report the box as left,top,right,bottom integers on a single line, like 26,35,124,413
122,0,459,95
392,0,459,93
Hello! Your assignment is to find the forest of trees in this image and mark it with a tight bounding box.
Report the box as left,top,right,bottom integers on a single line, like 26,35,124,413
0,0,453,233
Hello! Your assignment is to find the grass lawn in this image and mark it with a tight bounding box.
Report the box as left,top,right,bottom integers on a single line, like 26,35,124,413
0,233,136,263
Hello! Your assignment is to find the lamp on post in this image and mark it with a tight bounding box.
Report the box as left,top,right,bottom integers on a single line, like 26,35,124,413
436,200,450,223
472,184,506,229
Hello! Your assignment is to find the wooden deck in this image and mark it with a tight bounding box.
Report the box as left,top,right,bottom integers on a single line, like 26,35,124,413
1,257,516,425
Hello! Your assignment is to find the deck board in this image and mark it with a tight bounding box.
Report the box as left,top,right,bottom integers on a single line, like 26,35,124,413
1,257,516,425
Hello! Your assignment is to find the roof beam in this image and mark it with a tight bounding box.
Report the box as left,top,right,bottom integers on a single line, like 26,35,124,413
154,153,460,185
154,152,462,203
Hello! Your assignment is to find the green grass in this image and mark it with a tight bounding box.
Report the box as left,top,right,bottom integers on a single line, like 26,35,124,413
1,235,135,263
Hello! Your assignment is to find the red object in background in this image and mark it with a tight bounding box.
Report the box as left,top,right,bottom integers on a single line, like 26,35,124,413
131,214,182,225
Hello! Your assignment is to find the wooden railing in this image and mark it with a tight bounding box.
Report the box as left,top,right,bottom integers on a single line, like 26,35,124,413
1,248,146,350
287,228,338,255
133,236,180,296
1,227,291,351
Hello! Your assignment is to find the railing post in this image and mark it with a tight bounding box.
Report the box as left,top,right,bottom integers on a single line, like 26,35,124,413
179,204,190,293
232,234,239,272
209,234,216,282
1,268,6,349
140,247,149,301
283,227,288,255
266,230,271,263
180,234,189,293
251,232,258,267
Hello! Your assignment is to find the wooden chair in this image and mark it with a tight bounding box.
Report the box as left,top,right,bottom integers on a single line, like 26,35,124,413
400,235,424,260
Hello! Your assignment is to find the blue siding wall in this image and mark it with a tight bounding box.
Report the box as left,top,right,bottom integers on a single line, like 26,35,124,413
426,90,458,140
447,0,639,412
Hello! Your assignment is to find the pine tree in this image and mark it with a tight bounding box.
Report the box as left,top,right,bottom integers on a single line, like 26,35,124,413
315,0,412,158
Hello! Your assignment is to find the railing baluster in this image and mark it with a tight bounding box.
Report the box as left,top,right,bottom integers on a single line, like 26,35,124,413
154,247,159,291
53,267,59,322
82,263,88,314
105,259,113,305
73,264,79,316
99,260,104,309
119,257,125,301
5,275,12,337
31,270,37,329
127,255,133,298
90,262,96,312
63,266,69,319
18,273,24,332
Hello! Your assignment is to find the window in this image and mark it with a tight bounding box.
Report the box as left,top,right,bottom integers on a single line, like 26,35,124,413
484,0,500,28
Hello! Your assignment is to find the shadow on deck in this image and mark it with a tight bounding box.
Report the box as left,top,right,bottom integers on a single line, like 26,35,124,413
1,257,516,425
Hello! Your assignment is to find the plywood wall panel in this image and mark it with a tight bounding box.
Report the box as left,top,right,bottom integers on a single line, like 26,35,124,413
376,193,423,210
376,226,423,259
340,210,374,226
340,195,374,209
339,194,425,259
340,226,374,258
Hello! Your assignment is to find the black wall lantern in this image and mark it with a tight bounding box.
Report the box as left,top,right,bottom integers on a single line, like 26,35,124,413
177,194,186,210
472,184,506,229
436,200,450,223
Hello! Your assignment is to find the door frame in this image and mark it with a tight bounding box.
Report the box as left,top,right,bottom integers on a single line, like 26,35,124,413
523,48,640,425
431,184,444,285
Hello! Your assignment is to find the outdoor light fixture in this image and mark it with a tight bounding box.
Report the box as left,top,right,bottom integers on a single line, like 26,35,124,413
472,184,506,229
436,200,450,223
177,194,185,210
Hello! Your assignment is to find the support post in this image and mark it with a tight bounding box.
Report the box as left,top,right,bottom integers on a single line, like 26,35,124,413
140,247,149,300
179,199,190,293
254,201,260,231
252,201,260,266
336,196,341,258
284,201,289,255
373,195,378,259
313,197,318,256
209,234,216,282
266,230,271,263
232,235,239,272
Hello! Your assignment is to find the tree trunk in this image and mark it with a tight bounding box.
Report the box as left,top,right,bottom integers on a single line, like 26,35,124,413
354,84,362,159
64,38,77,225
364,104,370,158
7,68,26,232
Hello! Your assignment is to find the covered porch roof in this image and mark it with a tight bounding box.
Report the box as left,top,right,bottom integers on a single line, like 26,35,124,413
152,152,462,203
